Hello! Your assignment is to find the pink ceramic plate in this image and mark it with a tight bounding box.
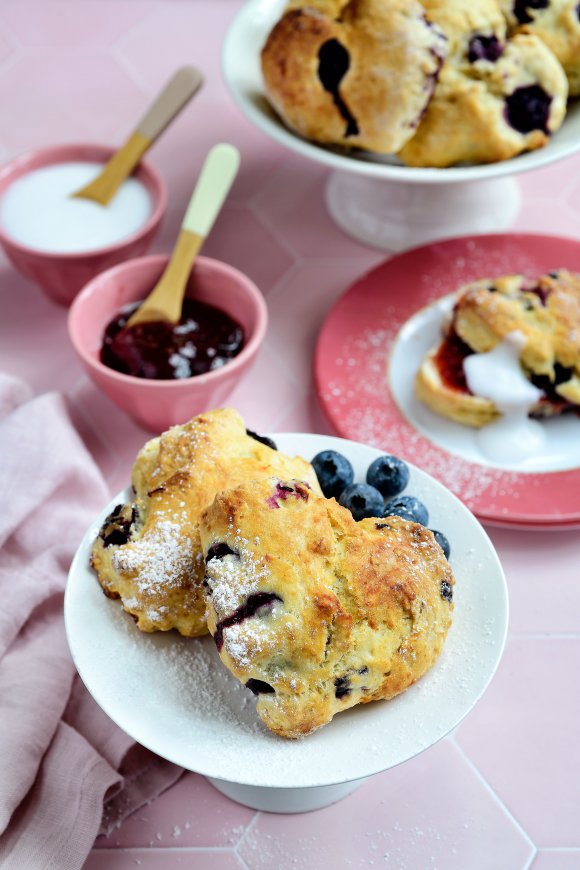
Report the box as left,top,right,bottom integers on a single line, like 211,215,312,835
315,233,580,528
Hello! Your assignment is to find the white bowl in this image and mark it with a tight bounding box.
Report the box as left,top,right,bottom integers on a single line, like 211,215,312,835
64,433,508,813
223,0,580,249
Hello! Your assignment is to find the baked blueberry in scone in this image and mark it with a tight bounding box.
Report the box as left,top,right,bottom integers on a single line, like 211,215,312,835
260,0,448,154
499,0,580,95
398,0,568,166
90,408,321,636
199,477,454,738
415,269,580,426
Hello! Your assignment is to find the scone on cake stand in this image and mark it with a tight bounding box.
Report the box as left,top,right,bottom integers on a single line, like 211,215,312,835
223,0,580,252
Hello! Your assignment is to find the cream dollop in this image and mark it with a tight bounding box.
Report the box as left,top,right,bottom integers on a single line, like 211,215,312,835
463,330,546,464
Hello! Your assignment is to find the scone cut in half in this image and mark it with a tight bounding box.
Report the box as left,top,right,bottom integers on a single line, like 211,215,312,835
260,0,448,154
199,476,454,739
91,408,321,636
415,269,580,427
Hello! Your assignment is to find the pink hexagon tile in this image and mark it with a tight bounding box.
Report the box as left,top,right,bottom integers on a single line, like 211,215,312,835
0,29,14,66
532,852,580,870
96,774,254,849
0,1,153,47
266,256,384,388
456,638,580,848
116,0,243,101
238,739,533,870
85,850,244,870
273,390,335,437
252,156,380,260
225,341,307,434
0,52,147,153
563,175,580,219
486,528,580,636
518,159,580,204
200,204,295,297
511,196,580,240
149,96,288,210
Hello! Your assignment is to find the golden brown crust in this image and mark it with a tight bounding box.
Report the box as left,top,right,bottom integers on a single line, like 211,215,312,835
199,477,454,739
398,33,568,168
499,0,580,95
90,409,321,636
261,0,448,154
415,270,580,426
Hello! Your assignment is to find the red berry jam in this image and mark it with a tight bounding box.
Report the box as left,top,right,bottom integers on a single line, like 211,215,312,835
100,298,245,380
435,330,473,394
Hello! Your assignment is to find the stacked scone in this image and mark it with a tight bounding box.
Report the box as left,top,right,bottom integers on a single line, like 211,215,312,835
260,0,576,166
91,407,455,738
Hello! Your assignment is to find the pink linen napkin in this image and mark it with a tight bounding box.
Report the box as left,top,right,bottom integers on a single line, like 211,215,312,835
0,374,183,869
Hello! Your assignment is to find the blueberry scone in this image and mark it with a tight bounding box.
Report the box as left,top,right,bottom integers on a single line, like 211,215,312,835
261,0,448,154
91,408,321,636
199,477,454,738
415,269,580,426
500,0,580,95
398,0,568,167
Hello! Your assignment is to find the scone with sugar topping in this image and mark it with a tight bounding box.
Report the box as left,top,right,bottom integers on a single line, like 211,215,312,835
199,477,454,739
91,408,321,636
415,269,580,426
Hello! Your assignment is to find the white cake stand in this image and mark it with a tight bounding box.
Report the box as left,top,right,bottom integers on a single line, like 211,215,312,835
223,0,580,252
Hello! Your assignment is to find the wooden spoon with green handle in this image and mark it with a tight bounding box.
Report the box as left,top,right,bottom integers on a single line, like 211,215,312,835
72,66,203,206
126,143,241,328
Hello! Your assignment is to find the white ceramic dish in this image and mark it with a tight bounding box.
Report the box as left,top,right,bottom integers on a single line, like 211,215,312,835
65,433,508,813
222,0,580,250
390,293,580,473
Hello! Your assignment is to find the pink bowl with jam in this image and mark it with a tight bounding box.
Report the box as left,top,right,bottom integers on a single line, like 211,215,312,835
68,254,268,432
0,143,166,306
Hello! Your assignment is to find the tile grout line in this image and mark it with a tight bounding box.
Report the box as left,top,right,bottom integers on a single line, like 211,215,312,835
234,810,261,857
450,736,537,857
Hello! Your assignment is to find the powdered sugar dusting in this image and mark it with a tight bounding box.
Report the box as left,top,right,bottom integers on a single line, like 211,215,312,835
113,517,194,593
205,529,271,618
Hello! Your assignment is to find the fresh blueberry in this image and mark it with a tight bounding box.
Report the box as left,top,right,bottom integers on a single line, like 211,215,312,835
430,529,451,559
338,483,384,521
505,85,551,134
312,450,354,499
366,454,410,498
383,495,429,526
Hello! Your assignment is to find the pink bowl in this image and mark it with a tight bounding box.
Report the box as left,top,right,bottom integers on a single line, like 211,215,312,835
0,143,166,306
68,254,268,432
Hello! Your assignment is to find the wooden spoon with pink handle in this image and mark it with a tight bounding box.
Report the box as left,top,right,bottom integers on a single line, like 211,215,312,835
126,142,241,328
72,66,203,206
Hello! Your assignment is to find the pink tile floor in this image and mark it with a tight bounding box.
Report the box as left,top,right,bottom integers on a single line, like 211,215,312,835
0,1,578,867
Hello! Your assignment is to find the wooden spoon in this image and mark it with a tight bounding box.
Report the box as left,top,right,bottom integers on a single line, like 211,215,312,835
126,143,240,327
72,66,203,206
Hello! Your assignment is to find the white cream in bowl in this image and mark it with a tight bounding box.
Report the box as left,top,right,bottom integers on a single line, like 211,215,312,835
0,161,152,253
